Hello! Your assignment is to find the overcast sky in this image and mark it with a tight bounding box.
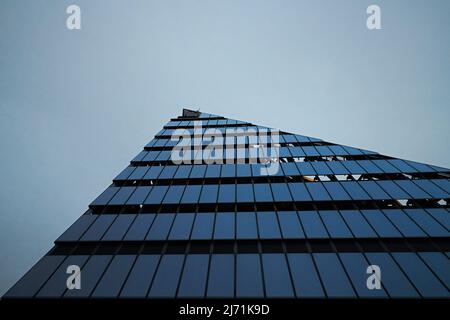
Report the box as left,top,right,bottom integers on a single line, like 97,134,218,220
0,0,449,295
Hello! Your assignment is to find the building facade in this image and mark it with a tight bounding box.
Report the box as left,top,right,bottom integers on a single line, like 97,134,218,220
4,109,450,298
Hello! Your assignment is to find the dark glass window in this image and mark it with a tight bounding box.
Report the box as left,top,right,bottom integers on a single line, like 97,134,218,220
114,166,135,181
109,187,136,205
382,209,426,237
340,210,377,238
162,185,185,204
323,182,351,201
387,159,417,172
311,162,333,175
214,212,235,240
126,186,153,205
56,215,96,242
236,184,254,202
278,211,304,239
281,163,300,176
236,212,258,239
133,151,148,162
392,253,448,298
358,181,390,200
340,182,371,200
372,160,400,173
302,146,319,156
174,165,192,179
189,165,207,179
271,183,292,202
236,164,251,177
341,161,366,174
412,180,448,198
339,253,387,298
81,215,116,241
180,185,202,204
199,184,219,203
191,213,215,240
356,160,383,174
288,183,312,201
143,166,163,179
362,210,401,237
102,215,136,241
128,166,148,180
404,209,448,237
395,180,430,199
124,214,155,241
326,161,349,175
92,255,136,298
319,211,352,238
313,253,355,297
262,254,294,297
220,164,236,178
426,208,450,230
149,255,185,297
65,256,112,297
298,211,328,238
236,254,264,297
120,255,160,298
376,180,411,199
418,252,450,289
168,213,195,240
146,214,175,240
144,185,169,204
296,162,316,175
218,184,236,203
207,254,234,297
37,256,89,298
254,183,273,202
178,254,209,297
90,187,119,206
159,166,177,179
258,212,281,239
287,253,324,297
306,183,331,201
205,165,221,178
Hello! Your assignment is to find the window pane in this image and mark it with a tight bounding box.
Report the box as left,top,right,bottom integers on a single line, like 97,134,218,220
143,166,163,179
296,162,316,175
341,161,366,174
404,209,448,237
311,162,333,175
109,187,136,205
126,186,152,205
168,213,195,240
356,160,383,174
56,215,96,242
189,165,206,178
288,183,312,201
323,182,351,201
178,254,209,297
365,252,418,297
120,255,160,298
281,163,300,176
221,164,236,178
313,253,355,297
92,255,136,298
376,180,411,199
382,209,426,237
306,183,331,201
144,186,169,204
287,253,324,297
271,183,293,202
81,215,116,241
413,180,449,198
236,212,258,239
299,211,328,238
254,184,273,202
65,255,112,297
205,165,221,178
128,166,149,180
319,211,352,238
174,165,192,179
149,255,185,297
340,210,377,238
326,161,349,175
146,214,175,240
180,185,202,204
124,214,155,241
278,211,305,239
114,166,135,180
236,254,264,297
394,180,430,199
257,212,281,239
392,253,448,298
207,254,234,297
214,212,235,240
362,209,401,237
358,181,390,200
37,256,89,298
236,164,251,177
262,254,294,297
340,182,371,200
387,159,417,172
418,252,450,289
199,185,218,203
425,208,450,230
90,187,119,206
339,253,387,298
218,184,235,203
162,185,185,204
159,166,177,179
372,160,400,173
102,215,136,241
236,184,254,202
191,213,214,240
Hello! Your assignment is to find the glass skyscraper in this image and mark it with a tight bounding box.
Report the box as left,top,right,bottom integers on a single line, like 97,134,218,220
4,109,450,298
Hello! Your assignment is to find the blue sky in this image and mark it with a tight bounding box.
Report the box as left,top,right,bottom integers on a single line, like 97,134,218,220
0,0,449,295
